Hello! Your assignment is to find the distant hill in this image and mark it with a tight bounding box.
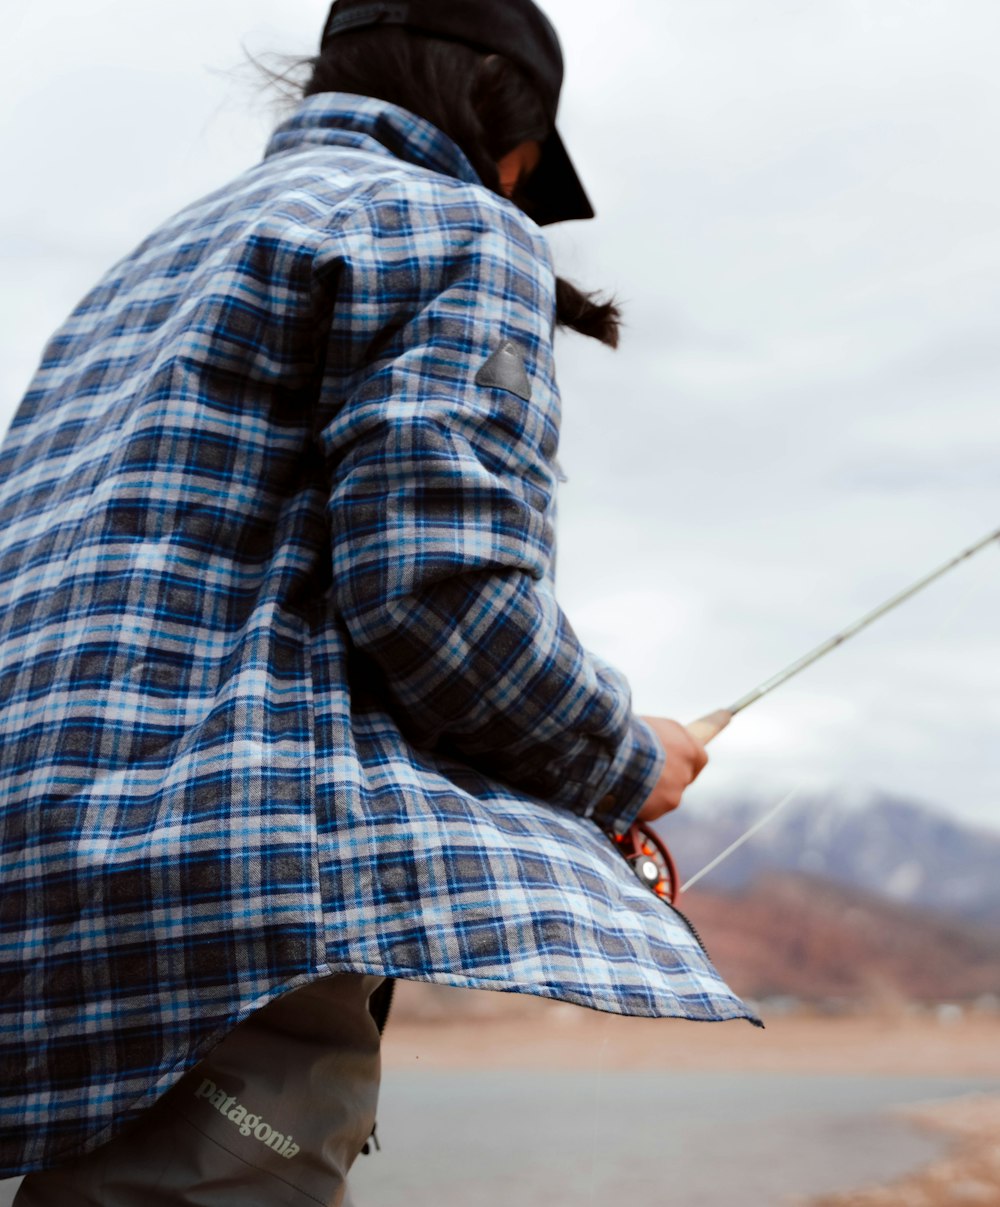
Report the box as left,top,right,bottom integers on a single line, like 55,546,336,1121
657,790,1000,926
387,791,1000,1021
680,869,1000,1006
389,863,1000,1020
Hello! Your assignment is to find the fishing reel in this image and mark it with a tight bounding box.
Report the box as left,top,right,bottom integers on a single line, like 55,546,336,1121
612,822,680,904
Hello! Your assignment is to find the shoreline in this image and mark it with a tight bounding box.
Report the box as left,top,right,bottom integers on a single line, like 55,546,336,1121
798,1092,1000,1206
379,1001,1000,1204
381,995,1000,1078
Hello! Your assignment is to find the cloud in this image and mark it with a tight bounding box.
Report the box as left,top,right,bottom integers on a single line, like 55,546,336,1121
3,0,997,829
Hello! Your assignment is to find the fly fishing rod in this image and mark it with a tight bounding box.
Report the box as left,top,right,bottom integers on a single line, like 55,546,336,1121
611,524,1000,903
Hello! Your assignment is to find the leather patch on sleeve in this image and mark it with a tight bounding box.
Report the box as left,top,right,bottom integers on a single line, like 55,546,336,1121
474,340,533,402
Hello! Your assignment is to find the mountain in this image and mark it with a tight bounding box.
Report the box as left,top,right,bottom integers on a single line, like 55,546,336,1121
656,789,1000,926
385,791,1000,1020
680,869,1000,1005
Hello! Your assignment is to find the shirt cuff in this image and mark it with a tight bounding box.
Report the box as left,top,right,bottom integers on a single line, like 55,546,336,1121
585,714,666,837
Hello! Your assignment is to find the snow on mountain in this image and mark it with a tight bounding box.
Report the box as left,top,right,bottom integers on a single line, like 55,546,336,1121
657,789,1000,925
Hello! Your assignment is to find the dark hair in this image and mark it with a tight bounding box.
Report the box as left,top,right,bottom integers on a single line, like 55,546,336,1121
252,27,623,348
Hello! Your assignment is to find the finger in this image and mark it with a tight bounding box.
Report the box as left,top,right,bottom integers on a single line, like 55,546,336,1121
688,758,707,784
680,727,709,777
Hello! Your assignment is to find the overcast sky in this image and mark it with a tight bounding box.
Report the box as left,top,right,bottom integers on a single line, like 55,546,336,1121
3,1,998,836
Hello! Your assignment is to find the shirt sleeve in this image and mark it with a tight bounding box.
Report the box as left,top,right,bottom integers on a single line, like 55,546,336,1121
312,182,665,836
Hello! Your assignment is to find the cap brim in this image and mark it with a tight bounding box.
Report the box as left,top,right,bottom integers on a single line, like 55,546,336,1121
517,126,595,226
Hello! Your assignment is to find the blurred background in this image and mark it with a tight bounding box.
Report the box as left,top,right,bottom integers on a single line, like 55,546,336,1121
3,2,999,1203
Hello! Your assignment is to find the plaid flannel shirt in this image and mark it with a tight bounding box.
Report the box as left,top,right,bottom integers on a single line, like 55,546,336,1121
0,92,762,1175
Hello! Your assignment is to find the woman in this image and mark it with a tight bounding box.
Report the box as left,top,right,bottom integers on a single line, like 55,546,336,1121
1,1,762,1202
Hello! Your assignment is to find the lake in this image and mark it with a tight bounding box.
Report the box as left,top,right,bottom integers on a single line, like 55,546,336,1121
3,1070,997,1206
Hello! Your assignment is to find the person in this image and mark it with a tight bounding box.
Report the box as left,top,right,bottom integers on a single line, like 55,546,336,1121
0,1,763,1202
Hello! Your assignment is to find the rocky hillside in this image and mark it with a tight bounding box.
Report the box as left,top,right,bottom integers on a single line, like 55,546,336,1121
680,869,1000,1006
658,790,1000,925
385,792,1000,1019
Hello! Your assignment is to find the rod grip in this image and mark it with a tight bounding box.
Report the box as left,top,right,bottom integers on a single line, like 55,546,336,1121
685,708,733,747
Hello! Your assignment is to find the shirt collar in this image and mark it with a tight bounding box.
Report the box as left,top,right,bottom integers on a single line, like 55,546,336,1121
262,91,484,188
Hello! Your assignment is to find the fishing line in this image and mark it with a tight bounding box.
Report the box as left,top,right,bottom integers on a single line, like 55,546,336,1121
595,535,996,1197
675,523,993,893
612,525,1000,900
680,785,802,893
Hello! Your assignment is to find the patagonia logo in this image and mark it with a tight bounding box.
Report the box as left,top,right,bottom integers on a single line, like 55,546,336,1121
475,340,533,402
194,1078,300,1160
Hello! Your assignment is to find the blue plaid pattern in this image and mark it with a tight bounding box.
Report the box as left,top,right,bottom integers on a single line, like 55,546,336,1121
0,92,762,1175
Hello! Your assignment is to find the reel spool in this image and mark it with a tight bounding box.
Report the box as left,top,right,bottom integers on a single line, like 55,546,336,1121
613,822,680,904
607,709,729,905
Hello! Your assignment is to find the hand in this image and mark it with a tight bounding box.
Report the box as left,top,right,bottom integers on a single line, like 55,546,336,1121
634,715,709,824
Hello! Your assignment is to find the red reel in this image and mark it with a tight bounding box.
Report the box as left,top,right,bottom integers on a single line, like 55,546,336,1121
612,822,680,904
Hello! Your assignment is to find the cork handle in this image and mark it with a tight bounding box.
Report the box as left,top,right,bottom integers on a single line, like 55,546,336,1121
684,708,733,747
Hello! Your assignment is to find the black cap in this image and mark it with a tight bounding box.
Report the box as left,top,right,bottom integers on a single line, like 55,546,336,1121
319,0,595,225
